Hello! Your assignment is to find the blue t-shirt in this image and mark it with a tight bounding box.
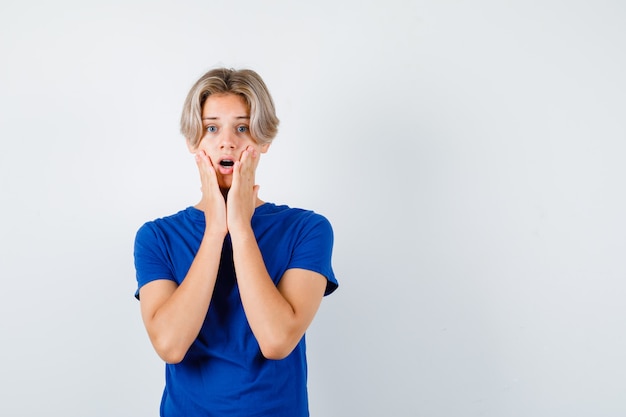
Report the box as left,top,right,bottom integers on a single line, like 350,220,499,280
134,203,338,417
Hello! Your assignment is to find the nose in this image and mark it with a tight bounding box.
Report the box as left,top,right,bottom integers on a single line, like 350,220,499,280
219,130,237,150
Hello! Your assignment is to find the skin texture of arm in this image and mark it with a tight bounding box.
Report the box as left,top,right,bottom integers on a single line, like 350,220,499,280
139,231,224,364
227,148,327,359
138,150,227,364
232,234,327,360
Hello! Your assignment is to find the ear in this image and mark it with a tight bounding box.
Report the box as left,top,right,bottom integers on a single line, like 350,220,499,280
260,142,271,154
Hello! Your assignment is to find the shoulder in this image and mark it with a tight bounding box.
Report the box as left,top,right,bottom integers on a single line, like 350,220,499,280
135,207,203,240
254,203,334,241
255,203,332,227
256,203,335,251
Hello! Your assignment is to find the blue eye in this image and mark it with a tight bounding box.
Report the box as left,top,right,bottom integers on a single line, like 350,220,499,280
237,125,248,133
206,125,217,133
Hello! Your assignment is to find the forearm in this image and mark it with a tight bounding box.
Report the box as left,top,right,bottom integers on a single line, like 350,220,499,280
230,226,299,359
142,231,224,363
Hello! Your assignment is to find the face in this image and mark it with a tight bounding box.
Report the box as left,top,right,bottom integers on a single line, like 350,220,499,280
190,93,270,189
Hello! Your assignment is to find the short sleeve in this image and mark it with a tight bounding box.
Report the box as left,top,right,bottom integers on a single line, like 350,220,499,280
288,214,338,296
133,222,176,299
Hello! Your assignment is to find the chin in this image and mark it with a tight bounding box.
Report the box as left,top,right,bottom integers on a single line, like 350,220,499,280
217,177,232,190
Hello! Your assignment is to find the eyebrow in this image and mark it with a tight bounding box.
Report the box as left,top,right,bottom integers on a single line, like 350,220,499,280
202,116,250,120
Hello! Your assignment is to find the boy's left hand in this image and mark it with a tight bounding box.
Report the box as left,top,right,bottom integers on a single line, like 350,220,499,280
227,145,260,232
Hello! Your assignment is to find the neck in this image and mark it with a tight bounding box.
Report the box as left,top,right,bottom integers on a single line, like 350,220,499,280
193,193,265,212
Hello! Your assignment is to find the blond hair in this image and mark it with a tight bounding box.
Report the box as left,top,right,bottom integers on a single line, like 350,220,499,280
180,68,279,149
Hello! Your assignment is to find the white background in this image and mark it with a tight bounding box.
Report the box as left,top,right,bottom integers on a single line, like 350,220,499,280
1,1,625,416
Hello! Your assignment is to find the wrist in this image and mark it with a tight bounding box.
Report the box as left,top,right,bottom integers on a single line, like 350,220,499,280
203,226,227,241
228,222,254,241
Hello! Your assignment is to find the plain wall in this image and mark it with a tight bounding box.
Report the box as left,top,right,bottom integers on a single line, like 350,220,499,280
1,1,625,416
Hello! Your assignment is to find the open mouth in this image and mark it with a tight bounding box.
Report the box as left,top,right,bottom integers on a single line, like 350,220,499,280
219,159,234,167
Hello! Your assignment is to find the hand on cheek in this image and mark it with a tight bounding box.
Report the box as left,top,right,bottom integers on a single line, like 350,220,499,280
236,145,258,168
195,150,215,188
234,146,259,185
195,149,227,234
228,146,260,231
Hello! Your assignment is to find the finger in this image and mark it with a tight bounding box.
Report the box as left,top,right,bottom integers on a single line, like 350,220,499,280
198,151,217,175
195,151,219,190
239,147,258,177
233,163,254,189
238,146,257,165
195,149,210,166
